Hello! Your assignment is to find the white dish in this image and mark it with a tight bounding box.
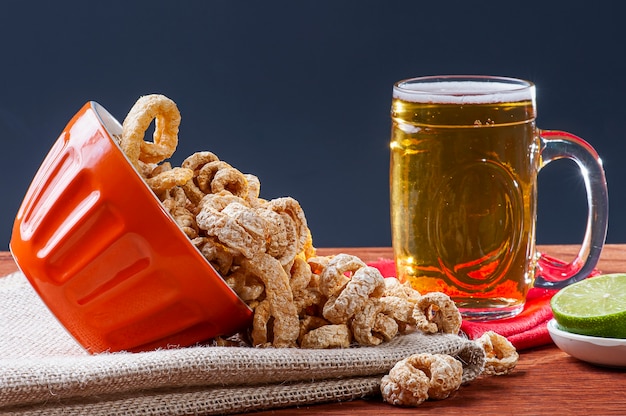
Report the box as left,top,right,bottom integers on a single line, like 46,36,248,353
547,319,626,368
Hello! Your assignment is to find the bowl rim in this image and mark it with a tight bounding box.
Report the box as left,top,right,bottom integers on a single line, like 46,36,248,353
547,319,626,346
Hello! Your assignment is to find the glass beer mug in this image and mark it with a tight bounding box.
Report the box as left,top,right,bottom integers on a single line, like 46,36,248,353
389,75,608,320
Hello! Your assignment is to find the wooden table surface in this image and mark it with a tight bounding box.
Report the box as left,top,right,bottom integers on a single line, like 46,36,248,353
2,245,626,415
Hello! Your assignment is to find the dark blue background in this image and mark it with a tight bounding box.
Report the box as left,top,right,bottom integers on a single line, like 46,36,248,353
1,1,624,249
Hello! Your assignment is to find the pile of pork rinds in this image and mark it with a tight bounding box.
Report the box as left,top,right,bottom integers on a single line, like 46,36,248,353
116,95,519,377
116,94,520,407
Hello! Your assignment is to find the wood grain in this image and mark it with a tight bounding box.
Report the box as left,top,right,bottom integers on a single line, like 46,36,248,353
0,251,17,276
3,245,626,414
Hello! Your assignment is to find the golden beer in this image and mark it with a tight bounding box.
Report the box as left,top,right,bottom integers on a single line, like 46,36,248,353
390,78,539,319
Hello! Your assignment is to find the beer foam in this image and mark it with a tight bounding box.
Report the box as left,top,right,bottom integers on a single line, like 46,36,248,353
393,80,534,104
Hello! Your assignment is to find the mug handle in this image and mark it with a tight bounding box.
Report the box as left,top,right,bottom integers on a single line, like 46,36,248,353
534,130,609,289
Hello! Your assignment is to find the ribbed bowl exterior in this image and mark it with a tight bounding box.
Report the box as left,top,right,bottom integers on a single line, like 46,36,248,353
10,102,252,353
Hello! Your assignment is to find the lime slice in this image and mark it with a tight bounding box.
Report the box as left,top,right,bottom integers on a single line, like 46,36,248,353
551,273,626,339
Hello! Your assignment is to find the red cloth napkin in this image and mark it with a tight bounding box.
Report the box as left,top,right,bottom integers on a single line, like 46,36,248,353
367,256,600,351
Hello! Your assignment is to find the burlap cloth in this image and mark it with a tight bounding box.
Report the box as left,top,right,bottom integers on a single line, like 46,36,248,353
0,272,485,415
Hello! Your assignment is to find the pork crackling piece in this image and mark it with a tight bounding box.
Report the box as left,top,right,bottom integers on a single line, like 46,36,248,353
180,151,220,205
289,256,322,314
380,353,463,407
379,295,415,326
475,331,519,376
195,193,266,259
323,265,385,324
121,94,181,167
162,186,198,238
350,298,385,346
241,253,300,348
318,254,367,298
120,95,191,193
413,292,462,335
144,163,193,195
197,160,249,198
266,197,310,262
300,324,352,349
372,312,399,342
383,277,422,301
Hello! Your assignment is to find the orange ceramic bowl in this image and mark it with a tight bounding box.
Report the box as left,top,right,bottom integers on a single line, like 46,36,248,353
10,102,253,353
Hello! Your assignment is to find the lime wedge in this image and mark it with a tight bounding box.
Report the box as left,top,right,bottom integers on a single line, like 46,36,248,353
551,273,626,339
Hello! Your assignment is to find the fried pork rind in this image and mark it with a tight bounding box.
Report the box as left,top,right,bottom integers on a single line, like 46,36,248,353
250,299,272,347
476,331,519,375
380,295,415,331
383,277,421,301
307,256,331,275
373,312,399,342
181,151,220,204
380,353,463,407
267,197,309,267
289,257,321,314
244,174,262,205
323,266,385,324
380,356,430,406
298,315,329,344
350,298,385,346
181,151,220,171
413,292,462,335
223,265,265,303
198,161,249,198
192,236,235,276
318,254,367,297
162,186,198,238
300,324,351,349
119,95,192,198
256,209,287,259
196,194,266,259
121,94,181,167
422,354,464,400
146,167,194,195
241,253,300,348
